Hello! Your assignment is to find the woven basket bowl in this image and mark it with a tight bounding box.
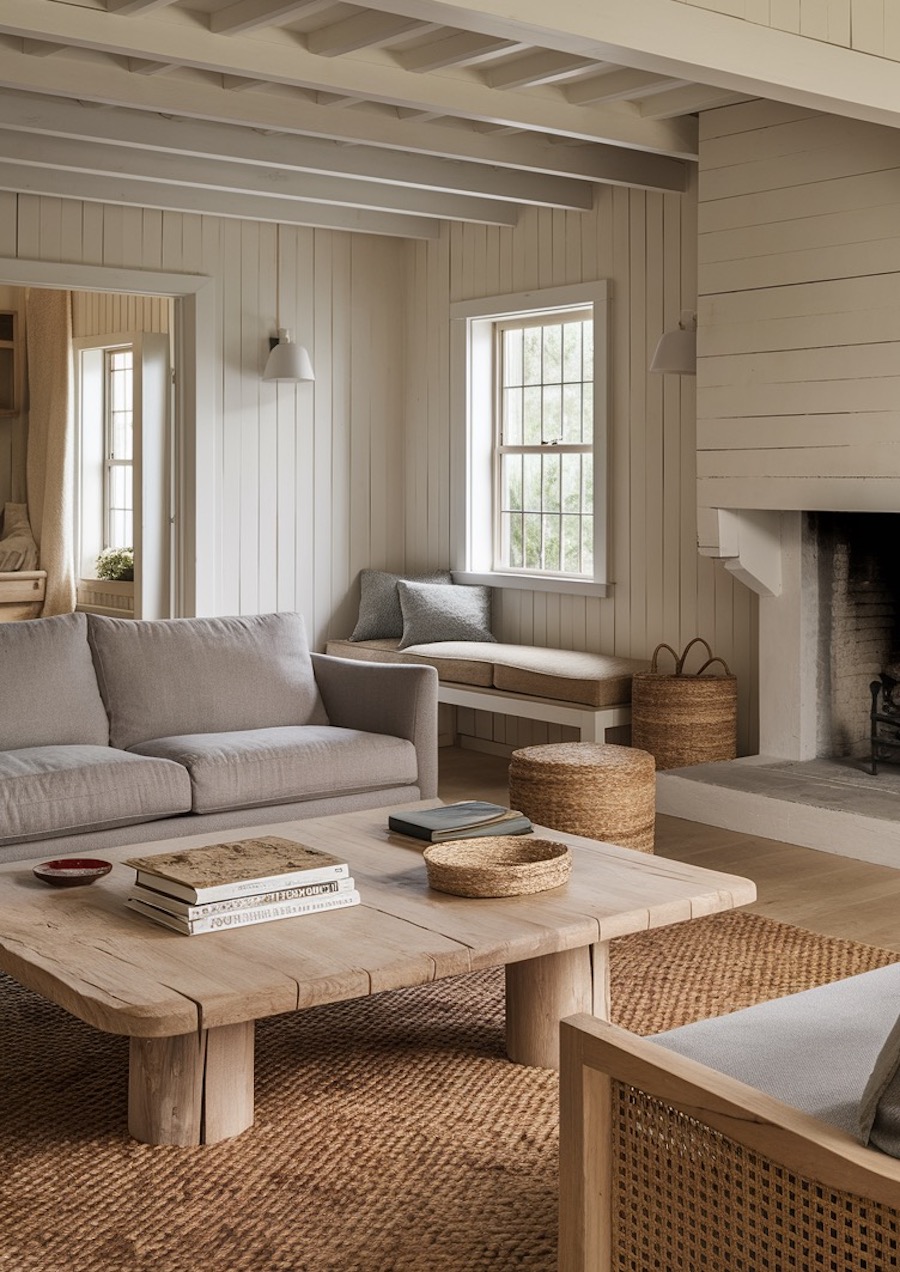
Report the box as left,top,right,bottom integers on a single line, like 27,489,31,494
423,836,572,898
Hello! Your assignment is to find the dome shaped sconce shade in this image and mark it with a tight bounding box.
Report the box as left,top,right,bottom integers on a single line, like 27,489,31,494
263,328,315,382
649,310,696,375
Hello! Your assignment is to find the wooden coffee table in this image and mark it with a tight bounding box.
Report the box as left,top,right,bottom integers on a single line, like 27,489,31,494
0,802,756,1147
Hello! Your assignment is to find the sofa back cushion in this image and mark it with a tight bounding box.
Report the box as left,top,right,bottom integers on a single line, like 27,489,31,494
0,612,109,749
88,612,328,750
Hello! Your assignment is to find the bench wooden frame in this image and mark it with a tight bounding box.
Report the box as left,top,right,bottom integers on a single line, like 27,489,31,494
437,681,632,743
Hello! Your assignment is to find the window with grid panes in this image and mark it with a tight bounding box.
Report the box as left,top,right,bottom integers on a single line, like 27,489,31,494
451,281,608,596
495,310,593,578
104,347,134,550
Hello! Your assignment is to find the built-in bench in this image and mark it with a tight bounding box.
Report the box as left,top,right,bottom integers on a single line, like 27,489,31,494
325,638,648,743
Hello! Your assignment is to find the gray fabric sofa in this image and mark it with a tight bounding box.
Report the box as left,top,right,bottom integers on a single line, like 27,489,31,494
0,610,438,863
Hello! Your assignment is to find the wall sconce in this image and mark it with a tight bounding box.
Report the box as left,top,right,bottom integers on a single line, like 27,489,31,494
650,310,696,375
263,328,315,383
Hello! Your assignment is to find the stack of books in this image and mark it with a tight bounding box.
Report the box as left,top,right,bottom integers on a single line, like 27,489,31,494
388,800,533,843
124,835,360,935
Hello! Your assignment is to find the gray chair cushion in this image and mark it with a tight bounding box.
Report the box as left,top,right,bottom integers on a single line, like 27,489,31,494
397,581,495,649
652,962,900,1140
88,611,328,751
0,612,110,750
0,745,192,845
350,568,452,642
131,726,419,814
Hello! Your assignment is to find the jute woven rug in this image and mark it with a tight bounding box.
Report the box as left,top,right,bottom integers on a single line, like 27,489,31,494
1,911,896,1272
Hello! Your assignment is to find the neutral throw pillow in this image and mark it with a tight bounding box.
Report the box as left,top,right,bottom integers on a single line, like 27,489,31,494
397,580,495,649
350,568,452,641
0,612,110,749
859,1013,900,1154
88,611,328,751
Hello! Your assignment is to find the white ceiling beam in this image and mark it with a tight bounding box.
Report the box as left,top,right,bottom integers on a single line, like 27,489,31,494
639,85,755,120
0,158,441,237
485,52,595,90
307,14,429,58
398,33,516,73
348,0,900,131
221,74,268,90
0,53,688,191
21,39,62,57
0,90,595,206
0,127,520,224
210,0,332,36
565,68,677,106
106,0,180,12
0,0,699,157
128,58,177,75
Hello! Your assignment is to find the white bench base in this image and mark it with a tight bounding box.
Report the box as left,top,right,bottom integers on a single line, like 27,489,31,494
438,681,631,743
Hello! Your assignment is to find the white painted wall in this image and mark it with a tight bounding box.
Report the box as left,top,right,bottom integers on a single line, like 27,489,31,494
676,0,899,56
406,181,759,754
697,98,900,526
0,184,759,756
0,193,407,650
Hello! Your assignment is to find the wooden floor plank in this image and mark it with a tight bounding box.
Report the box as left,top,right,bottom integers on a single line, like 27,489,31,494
439,747,900,955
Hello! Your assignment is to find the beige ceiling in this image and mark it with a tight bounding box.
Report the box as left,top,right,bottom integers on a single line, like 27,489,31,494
0,0,751,237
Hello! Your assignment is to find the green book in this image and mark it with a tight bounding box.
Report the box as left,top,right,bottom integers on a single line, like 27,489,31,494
388,801,533,843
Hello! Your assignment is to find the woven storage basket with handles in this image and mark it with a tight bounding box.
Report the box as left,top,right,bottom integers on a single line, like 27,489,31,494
631,637,737,770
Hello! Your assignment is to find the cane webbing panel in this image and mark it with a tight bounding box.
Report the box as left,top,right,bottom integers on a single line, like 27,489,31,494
610,1081,900,1271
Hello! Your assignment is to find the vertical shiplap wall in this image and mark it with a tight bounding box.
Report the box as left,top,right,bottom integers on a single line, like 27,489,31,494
674,0,898,54
0,193,407,648
406,181,759,754
72,290,170,337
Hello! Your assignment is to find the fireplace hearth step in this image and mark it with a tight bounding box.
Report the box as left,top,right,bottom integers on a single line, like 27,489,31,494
657,755,900,869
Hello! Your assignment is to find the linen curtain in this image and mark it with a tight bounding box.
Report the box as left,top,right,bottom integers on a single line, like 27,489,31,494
25,288,75,616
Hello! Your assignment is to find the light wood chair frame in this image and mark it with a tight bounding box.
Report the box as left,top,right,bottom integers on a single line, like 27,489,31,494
559,1012,900,1272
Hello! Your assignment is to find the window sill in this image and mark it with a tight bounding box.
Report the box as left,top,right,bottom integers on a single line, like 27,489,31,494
452,570,610,598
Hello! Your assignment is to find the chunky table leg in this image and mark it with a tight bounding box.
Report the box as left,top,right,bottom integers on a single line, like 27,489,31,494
505,945,594,1069
128,1020,255,1146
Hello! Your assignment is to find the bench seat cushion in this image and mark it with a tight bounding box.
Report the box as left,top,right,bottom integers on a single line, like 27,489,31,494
131,726,419,815
325,638,646,706
651,962,900,1139
0,746,192,846
325,638,493,687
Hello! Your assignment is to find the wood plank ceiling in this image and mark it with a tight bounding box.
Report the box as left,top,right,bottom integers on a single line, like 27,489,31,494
0,0,750,237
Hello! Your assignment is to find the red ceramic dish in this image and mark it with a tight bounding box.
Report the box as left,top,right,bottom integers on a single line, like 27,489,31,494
32,858,113,888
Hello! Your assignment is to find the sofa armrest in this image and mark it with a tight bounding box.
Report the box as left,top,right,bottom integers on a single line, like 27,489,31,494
310,652,438,798
558,1013,900,1272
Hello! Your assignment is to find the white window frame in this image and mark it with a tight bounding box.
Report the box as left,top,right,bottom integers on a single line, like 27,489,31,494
450,281,610,597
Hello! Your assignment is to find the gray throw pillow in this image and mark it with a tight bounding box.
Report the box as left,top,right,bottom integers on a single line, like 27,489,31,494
859,1014,900,1154
350,568,452,641
88,611,328,751
397,581,495,649
0,612,110,749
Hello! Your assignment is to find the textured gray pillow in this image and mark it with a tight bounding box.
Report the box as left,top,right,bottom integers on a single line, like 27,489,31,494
397,581,495,649
350,568,452,641
859,1014,900,1154
0,612,110,749
88,611,328,751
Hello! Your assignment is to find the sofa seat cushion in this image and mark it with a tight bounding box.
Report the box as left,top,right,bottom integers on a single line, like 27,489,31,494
131,726,420,815
0,746,192,846
0,612,110,749
88,611,328,751
651,962,900,1139
324,638,493,687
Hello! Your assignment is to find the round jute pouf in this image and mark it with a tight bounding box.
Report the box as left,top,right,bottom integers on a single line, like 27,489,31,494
508,741,656,854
